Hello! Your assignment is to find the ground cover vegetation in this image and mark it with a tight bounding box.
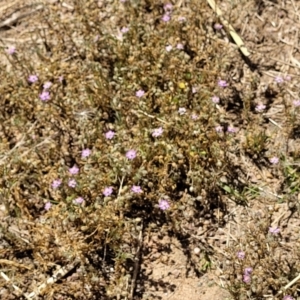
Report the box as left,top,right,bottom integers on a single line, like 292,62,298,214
0,0,300,299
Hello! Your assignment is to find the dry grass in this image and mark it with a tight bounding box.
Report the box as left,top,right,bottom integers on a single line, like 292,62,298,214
0,0,300,299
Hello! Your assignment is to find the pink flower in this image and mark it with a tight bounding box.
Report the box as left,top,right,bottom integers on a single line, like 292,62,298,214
255,104,266,112
191,114,198,120
45,202,52,210
121,27,129,33
244,267,253,275
152,127,163,137
178,16,186,22
58,76,64,82
51,179,62,189
74,197,84,204
68,179,77,188
269,227,280,234
237,250,245,259
131,185,142,194
103,186,113,197
192,86,197,93
270,157,279,164
43,81,52,89
166,45,173,52
176,43,184,50
214,23,223,30
293,100,300,107
283,296,294,300
126,149,137,160
164,3,173,12
81,149,91,158
215,126,223,133
105,130,115,140
218,79,228,87
178,107,186,115
7,46,16,55
158,199,170,210
39,91,50,101
136,90,145,98
227,126,238,133
211,96,220,103
243,274,251,284
162,14,171,22
28,75,38,83
69,165,79,175
275,76,284,83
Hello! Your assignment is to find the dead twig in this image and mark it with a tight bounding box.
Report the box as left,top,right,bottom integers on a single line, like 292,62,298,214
129,223,143,300
206,0,250,56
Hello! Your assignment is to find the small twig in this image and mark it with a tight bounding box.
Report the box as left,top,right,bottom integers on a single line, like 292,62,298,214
268,118,283,129
0,259,32,270
131,109,171,125
276,273,300,297
129,223,143,300
26,259,80,299
206,0,250,56
1,271,30,299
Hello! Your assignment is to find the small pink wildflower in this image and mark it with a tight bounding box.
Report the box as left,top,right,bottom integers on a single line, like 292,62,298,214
74,197,84,204
293,100,300,107
103,186,113,197
68,179,77,188
178,16,186,22
178,107,186,115
44,202,52,210
81,148,91,158
269,227,280,234
218,79,228,87
215,126,223,133
176,43,184,50
191,114,198,120
43,82,52,89
162,14,171,22
126,149,137,160
192,86,197,93
243,274,251,284
152,127,163,137
28,75,38,83
7,46,16,55
244,267,253,275
136,89,145,98
166,45,173,52
105,130,115,140
275,76,284,83
227,126,238,133
69,165,79,175
214,23,223,30
159,199,170,210
131,185,142,194
255,104,266,112
121,27,129,33
51,179,62,189
284,75,291,81
211,96,220,103
237,250,245,259
58,76,64,82
39,91,50,101
283,296,294,300
270,156,279,164
164,3,173,12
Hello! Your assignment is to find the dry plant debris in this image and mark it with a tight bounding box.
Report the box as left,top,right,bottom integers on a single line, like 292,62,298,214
0,0,300,299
